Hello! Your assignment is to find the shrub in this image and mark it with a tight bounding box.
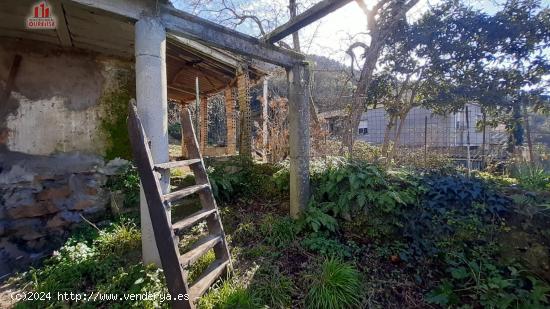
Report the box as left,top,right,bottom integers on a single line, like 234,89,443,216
168,122,182,140
207,159,287,201
305,258,362,309
311,160,422,220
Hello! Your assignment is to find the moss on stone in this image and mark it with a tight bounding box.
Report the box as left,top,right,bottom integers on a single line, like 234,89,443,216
100,68,135,160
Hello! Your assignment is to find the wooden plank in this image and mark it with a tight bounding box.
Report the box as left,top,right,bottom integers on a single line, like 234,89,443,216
263,0,353,44
163,183,209,204
155,159,202,170
160,5,302,68
127,101,191,309
1,54,22,105
180,235,221,268
51,0,73,47
173,209,217,233
189,260,229,299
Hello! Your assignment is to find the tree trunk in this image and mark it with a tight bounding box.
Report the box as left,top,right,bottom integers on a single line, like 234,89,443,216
481,111,486,169
382,114,397,157
389,108,411,163
342,39,385,155
523,104,534,165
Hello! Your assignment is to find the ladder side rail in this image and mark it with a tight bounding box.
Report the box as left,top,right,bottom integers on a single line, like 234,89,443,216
128,102,192,309
180,108,231,265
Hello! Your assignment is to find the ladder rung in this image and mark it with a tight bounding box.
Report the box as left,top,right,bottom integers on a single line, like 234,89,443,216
163,184,209,203
173,209,217,233
180,235,222,268
189,259,229,300
154,159,201,170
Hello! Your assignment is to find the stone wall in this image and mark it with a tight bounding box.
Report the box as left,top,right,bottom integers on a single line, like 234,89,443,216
0,39,135,277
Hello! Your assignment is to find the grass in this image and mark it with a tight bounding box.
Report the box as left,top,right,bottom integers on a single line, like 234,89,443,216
198,280,261,309
305,258,363,309
250,266,295,308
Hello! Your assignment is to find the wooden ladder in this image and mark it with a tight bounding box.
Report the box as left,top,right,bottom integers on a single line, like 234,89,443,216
127,101,231,309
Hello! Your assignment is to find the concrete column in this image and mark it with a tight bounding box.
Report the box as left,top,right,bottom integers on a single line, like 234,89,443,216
225,87,237,154
262,78,269,162
135,16,169,266
287,63,310,218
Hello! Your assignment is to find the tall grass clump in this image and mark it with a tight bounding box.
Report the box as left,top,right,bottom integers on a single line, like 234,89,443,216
305,258,362,309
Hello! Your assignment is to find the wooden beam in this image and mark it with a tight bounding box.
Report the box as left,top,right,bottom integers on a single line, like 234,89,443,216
68,0,304,67
169,84,199,96
160,5,303,68
51,0,73,47
263,0,353,44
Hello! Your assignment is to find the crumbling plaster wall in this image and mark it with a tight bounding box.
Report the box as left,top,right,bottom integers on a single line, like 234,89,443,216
0,38,135,277
0,39,134,156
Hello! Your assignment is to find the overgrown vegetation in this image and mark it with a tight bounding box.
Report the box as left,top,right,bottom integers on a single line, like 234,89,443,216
13,218,168,309
9,156,550,308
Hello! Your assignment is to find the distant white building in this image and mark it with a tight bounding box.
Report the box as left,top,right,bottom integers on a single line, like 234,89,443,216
320,104,507,148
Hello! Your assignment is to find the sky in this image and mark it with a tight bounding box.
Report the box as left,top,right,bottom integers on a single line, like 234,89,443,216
289,0,503,62
175,0,550,63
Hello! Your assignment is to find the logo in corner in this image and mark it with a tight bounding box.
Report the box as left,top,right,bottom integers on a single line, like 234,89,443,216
26,1,56,29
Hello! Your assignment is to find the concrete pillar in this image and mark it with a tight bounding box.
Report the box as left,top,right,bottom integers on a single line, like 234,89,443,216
262,78,269,162
135,16,169,266
287,63,310,218
225,87,237,154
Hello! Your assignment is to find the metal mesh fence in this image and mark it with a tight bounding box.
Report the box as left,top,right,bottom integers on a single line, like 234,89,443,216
321,104,550,170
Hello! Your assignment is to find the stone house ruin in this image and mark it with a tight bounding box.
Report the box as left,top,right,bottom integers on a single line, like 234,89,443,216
1,0,347,282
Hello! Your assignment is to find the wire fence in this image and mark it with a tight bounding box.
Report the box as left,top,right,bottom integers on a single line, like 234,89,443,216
321,104,550,171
